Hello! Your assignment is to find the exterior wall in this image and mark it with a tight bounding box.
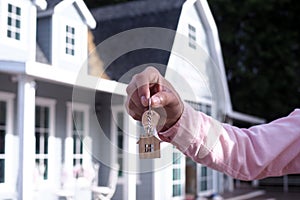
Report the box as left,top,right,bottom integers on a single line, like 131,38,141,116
136,159,155,200
0,0,37,62
0,73,18,199
165,0,228,197
51,5,88,71
0,73,122,198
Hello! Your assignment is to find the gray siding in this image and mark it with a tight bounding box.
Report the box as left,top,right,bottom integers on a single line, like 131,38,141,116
37,17,52,63
0,73,18,136
137,173,154,200
0,73,18,94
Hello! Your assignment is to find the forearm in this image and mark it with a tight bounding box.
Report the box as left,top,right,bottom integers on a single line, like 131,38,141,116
159,103,300,180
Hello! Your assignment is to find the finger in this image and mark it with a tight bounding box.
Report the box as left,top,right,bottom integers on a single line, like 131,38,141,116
126,99,145,120
135,67,162,106
150,91,179,108
128,109,141,121
126,92,144,113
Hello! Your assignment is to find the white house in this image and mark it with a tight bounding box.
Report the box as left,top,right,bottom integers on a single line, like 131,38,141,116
0,0,119,199
158,0,265,199
0,0,267,200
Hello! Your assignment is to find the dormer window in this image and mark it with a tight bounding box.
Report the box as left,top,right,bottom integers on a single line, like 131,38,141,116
188,24,196,49
66,25,75,56
7,3,21,40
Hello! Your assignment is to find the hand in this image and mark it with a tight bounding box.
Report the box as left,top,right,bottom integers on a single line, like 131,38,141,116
126,66,184,131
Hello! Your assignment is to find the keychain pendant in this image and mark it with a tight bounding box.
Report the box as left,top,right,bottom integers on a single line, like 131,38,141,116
137,134,161,159
137,99,161,159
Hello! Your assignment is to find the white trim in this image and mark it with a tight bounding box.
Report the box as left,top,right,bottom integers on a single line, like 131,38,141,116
36,96,56,106
196,164,216,196
35,97,56,137
66,101,90,139
25,61,127,96
194,0,232,114
0,60,25,74
54,0,96,29
58,19,82,64
31,0,47,10
171,148,186,199
34,96,57,188
1,0,33,51
123,111,137,200
65,102,91,184
111,106,125,183
111,105,138,200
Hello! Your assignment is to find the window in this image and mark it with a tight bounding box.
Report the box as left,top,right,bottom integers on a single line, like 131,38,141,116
116,112,124,177
185,100,212,116
65,25,75,56
72,110,84,168
188,24,196,49
7,3,21,40
186,100,214,195
198,166,213,193
35,105,50,180
66,103,89,179
172,147,185,198
144,144,154,153
0,101,7,183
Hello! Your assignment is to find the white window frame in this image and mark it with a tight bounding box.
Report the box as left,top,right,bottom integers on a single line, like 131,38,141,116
186,100,217,196
34,97,56,184
66,102,90,179
111,106,125,183
65,25,75,56
0,91,15,189
172,147,185,200
0,0,27,49
111,105,140,197
57,18,81,62
197,164,215,196
6,3,21,41
188,23,197,50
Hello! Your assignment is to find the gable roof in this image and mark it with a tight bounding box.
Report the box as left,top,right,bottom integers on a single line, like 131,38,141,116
39,0,96,28
31,0,48,10
91,0,185,22
90,0,185,83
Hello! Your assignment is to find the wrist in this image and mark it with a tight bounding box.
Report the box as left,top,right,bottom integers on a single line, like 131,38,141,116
160,102,184,132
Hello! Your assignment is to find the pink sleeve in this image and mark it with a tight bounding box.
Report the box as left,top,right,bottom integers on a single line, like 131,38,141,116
158,103,300,180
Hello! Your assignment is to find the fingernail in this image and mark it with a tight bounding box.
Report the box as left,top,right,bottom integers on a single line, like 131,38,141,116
141,96,147,106
152,96,160,105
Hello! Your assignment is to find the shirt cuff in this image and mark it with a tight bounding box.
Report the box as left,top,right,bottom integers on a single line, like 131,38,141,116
158,102,223,158
158,102,202,153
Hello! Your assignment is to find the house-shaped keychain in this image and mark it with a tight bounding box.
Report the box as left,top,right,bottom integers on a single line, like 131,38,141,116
137,135,161,159
137,102,161,159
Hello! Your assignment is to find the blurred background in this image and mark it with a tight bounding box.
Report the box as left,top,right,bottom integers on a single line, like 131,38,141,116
87,0,300,123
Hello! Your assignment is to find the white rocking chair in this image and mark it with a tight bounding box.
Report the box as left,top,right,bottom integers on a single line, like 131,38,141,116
91,164,119,200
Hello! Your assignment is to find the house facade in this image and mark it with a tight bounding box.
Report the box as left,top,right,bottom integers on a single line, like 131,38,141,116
0,0,278,200
90,0,265,200
0,0,121,199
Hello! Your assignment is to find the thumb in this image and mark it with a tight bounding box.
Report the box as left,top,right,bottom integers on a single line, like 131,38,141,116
150,91,178,108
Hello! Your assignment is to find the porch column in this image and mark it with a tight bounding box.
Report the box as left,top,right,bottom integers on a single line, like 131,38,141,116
123,115,137,200
17,75,36,200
